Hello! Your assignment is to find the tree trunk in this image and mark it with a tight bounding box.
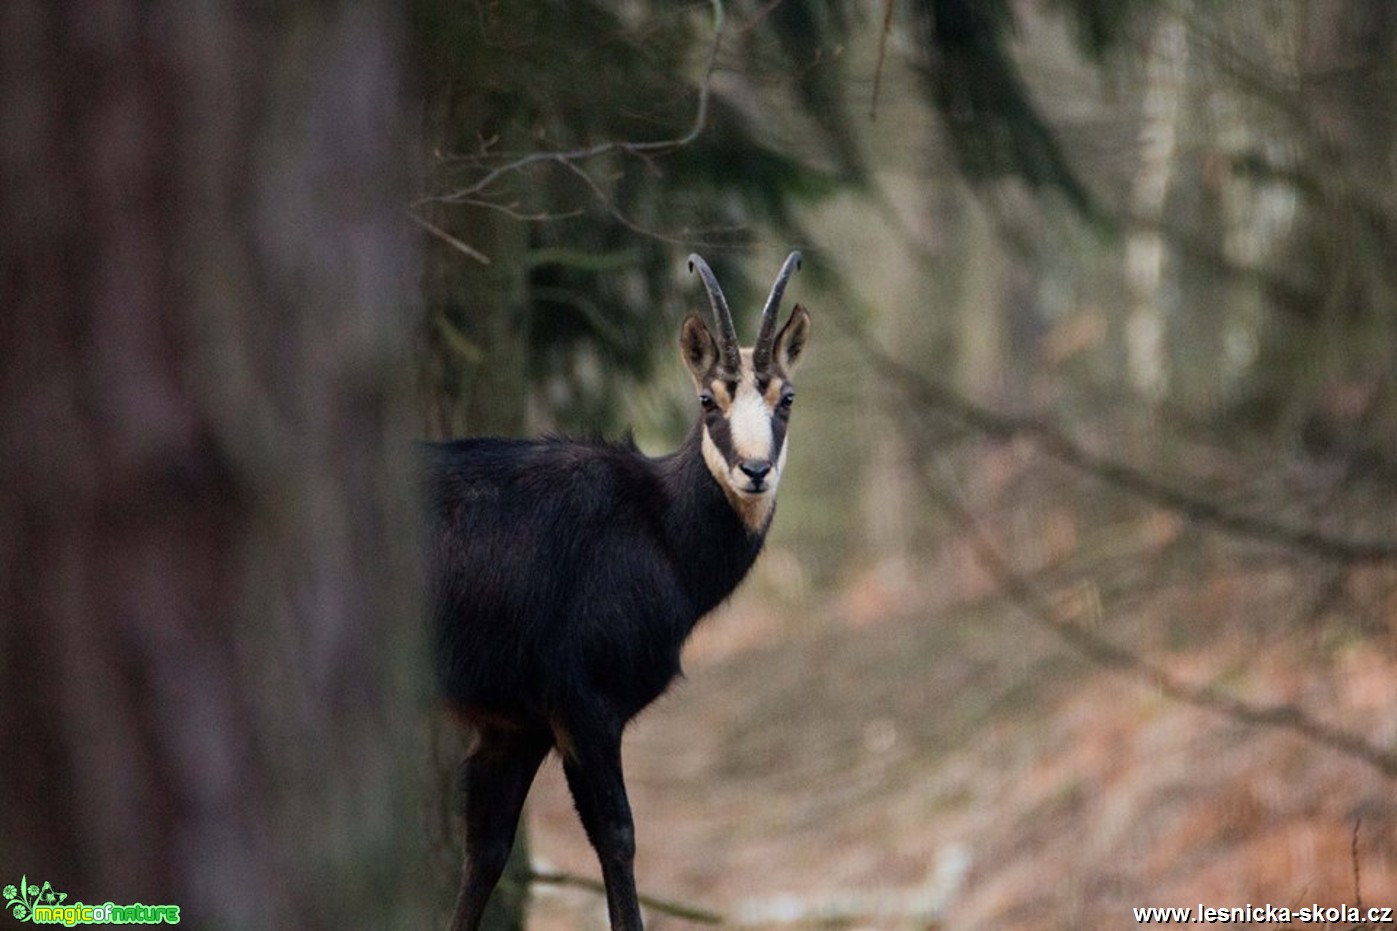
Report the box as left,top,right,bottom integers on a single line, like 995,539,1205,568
1124,10,1189,402
0,3,427,927
413,23,539,928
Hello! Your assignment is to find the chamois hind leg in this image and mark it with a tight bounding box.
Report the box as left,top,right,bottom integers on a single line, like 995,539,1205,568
559,718,645,931
448,726,550,931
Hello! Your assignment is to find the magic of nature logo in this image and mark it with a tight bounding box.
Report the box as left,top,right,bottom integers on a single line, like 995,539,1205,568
4,876,179,926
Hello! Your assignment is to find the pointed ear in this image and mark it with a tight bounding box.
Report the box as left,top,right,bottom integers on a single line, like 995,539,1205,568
773,304,811,373
679,314,718,380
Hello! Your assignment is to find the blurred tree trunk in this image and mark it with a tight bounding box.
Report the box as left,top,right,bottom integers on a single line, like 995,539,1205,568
414,13,534,441
0,3,427,928
419,202,531,440
420,220,534,931
954,194,1009,400
1124,10,1188,402
413,23,536,931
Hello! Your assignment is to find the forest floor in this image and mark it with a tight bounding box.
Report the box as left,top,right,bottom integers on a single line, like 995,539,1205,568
525,534,1397,931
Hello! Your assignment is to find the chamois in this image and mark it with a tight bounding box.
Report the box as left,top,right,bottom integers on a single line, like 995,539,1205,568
426,252,811,931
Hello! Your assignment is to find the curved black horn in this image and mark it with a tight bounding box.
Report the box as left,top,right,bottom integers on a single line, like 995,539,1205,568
753,251,802,372
687,253,741,373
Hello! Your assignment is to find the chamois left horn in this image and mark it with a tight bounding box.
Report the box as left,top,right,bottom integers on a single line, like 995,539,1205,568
687,254,741,374
753,250,803,373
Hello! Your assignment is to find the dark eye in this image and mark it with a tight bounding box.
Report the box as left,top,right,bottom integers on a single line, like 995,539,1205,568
779,389,795,410
699,392,716,411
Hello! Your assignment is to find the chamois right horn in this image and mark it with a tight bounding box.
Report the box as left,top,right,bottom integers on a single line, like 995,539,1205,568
753,251,803,373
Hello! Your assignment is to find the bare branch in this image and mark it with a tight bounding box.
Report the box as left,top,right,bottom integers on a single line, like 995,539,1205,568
911,448,1397,782
556,159,690,246
420,0,726,207
407,210,490,265
841,320,1397,563
551,158,748,250
450,199,587,223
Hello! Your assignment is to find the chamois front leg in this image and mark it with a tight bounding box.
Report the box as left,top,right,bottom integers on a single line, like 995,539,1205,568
560,721,645,931
448,727,551,931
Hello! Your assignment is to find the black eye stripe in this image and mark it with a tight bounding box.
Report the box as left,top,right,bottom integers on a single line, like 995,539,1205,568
769,413,789,457
705,416,736,465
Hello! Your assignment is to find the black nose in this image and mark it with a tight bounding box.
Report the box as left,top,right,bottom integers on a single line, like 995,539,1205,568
739,460,772,483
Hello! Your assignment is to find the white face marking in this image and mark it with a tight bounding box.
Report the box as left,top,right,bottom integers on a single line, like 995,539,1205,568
728,374,774,461
696,350,788,533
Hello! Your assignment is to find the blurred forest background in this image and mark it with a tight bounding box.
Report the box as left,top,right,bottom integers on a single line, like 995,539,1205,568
3,1,1396,929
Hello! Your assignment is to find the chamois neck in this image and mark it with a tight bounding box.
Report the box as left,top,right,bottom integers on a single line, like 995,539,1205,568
656,421,770,618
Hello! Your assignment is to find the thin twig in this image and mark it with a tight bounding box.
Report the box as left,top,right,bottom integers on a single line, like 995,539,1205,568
1352,817,1365,916
556,159,690,246
407,210,490,265
453,199,588,223
529,868,723,925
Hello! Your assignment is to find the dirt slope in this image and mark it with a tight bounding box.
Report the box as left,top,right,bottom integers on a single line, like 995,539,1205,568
526,558,1397,931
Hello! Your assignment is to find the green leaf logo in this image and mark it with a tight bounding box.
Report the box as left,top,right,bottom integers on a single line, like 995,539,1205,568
5,875,69,923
